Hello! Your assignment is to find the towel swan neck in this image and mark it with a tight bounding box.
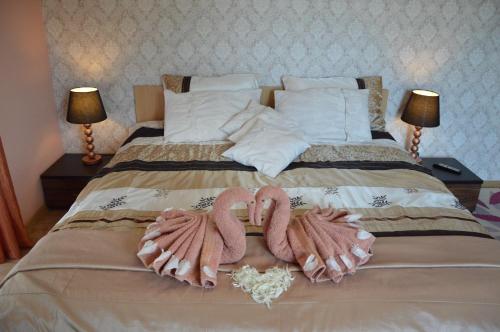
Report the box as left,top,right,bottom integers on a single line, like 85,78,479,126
212,187,256,264
254,186,295,263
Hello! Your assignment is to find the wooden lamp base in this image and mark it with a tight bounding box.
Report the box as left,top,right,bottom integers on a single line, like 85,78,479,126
82,124,102,166
410,126,423,164
82,154,102,165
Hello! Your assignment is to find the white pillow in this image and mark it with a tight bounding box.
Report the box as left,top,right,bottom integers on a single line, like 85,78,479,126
164,89,261,142
228,109,300,143
274,88,372,144
190,74,258,92
220,100,268,135
274,88,347,144
222,118,310,178
343,89,372,142
282,76,358,91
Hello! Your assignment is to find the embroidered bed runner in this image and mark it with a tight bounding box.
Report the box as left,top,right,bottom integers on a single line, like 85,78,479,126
52,129,490,239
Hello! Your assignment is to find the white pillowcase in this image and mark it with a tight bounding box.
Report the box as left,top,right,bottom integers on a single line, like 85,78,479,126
222,118,310,178
228,109,300,143
282,76,358,91
274,88,372,144
274,88,346,144
343,89,372,142
164,89,261,142
220,100,268,135
189,74,258,92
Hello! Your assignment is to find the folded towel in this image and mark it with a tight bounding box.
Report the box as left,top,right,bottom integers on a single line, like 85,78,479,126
137,187,256,288
254,186,375,283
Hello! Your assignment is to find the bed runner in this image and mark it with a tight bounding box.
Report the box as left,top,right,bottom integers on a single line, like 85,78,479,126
50,134,491,240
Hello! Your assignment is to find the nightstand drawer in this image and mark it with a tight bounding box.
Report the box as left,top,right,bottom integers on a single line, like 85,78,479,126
446,183,481,212
41,177,89,209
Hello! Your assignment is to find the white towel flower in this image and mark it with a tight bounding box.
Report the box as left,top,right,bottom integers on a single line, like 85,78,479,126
230,265,294,308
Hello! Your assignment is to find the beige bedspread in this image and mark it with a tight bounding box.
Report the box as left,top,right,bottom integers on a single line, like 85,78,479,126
1,132,499,331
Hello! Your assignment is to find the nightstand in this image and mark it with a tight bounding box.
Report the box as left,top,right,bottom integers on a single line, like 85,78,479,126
421,157,483,212
41,154,113,209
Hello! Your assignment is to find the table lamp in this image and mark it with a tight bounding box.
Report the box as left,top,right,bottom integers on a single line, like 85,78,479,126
67,87,107,165
401,89,440,162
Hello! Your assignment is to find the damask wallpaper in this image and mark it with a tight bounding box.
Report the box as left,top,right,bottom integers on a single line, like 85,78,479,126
42,0,499,179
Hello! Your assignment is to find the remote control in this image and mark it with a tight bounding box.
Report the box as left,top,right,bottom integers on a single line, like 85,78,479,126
433,163,461,174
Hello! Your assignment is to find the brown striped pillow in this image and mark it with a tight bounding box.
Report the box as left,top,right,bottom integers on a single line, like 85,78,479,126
161,74,259,93
161,75,191,93
357,76,385,131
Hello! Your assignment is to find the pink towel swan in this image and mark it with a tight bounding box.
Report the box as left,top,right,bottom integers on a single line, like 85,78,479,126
137,187,255,288
252,186,375,283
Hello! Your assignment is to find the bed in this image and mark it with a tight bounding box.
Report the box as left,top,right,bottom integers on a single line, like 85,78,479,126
1,85,499,331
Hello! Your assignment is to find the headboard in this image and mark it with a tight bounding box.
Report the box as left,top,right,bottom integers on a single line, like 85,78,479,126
133,85,389,123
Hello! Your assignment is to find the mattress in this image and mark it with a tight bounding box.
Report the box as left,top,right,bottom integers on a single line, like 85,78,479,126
1,128,499,331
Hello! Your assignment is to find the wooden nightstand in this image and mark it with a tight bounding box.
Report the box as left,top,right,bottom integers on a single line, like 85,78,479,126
421,157,483,212
41,154,113,209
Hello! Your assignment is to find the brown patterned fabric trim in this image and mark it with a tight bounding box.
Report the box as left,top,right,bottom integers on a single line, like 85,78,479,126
358,76,385,131
298,143,415,164
161,74,189,93
108,142,416,168
361,214,479,224
95,160,428,179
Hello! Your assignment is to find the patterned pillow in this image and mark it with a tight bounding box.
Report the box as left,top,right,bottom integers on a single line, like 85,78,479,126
161,74,258,93
357,76,385,131
161,75,191,93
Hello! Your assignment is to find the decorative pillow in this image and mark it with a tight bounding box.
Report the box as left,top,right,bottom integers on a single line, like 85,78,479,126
162,74,258,93
359,76,384,131
222,118,310,178
282,75,385,131
163,89,261,142
220,100,269,136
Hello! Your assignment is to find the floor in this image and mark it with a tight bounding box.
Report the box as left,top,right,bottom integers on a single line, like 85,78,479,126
26,208,66,243
0,208,65,280
1,188,499,280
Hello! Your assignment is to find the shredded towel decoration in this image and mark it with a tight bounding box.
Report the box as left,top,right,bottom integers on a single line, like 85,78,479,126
230,265,294,308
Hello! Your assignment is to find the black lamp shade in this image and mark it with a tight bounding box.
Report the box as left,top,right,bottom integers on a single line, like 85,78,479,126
67,87,107,124
401,90,440,128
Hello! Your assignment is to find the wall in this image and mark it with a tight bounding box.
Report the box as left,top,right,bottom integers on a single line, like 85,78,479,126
42,0,499,179
0,0,64,222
